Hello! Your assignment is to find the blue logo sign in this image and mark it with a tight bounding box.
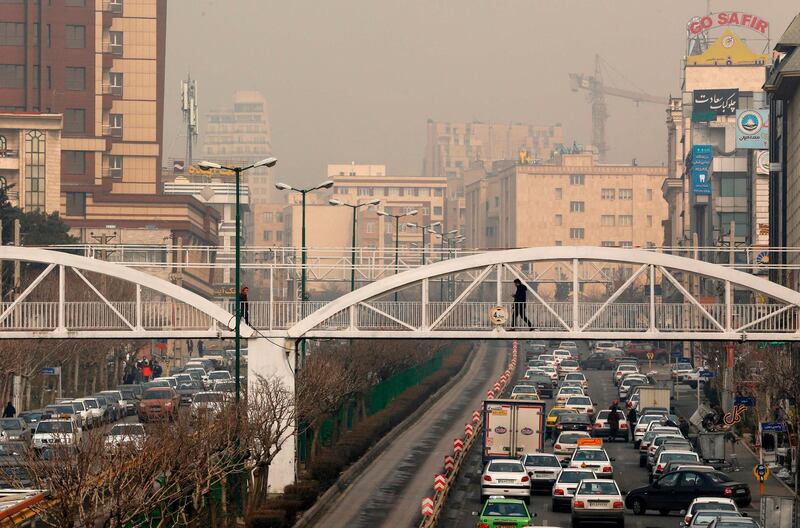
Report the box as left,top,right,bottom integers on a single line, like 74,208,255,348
761,422,785,433
699,369,716,378
40,367,56,375
735,396,755,407
736,109,769,149
691,145,713,196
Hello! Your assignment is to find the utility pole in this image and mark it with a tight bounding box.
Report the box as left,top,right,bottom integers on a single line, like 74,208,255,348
181,75,199,168
13,219,20,299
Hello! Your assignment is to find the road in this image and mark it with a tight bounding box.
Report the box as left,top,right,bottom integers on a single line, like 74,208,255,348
440,342,790,528
320,341,507,528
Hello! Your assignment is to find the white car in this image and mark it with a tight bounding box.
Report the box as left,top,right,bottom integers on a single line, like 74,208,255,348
683,497,739,526
511,385,540,400
646,434,688,468
613,364,639,385
75,397,104,428
563,372,589,391
153,377,178,390
559,341,578,353
552,349,572,364
521,452,562,492
555,387,586,406
480,459,531,504
618,375,648,400
205,370,232,389
551,468,595,511
565,396,596,417
651,450,699,482
32,418,81,449
523,368,544,380
638,427,682,466
538,354,558,367
558,359,581,377
104,423,146,450
571,479,625,526
632,415,671,446
67,400,94,429
568,447,614,478
553,431,591,463
539,365,559,386
190,391,226,418
592,410,628,440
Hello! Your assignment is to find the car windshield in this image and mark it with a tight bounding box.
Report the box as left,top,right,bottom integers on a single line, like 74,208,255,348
121,391,136,400
661,452,698,463
574,450,608,462
194,393,224,403
71,403,84,411
0,443,25,456
539,355,554,361
46,405,74,415
559,388,583,395
560,414,589,423
705,472,732,484
693,502,737,513
36,421,73,434
541,366,556,373
558,433,587,444
559,470,594,483
565,374,585,381
639,416,662,427
693,512,741,525
0,419,22,430
552,409,577,418
578,481,619,495
109,424,144,436
143,390,172,400
19,412,42,423
560,360,579,367
209,372,230,380
482,502,528,517
597,410,624,420
488,461,523,473
567,397,591,405
524,455,560,467
513,386,538,394
82,399,98,409
714,522,756,528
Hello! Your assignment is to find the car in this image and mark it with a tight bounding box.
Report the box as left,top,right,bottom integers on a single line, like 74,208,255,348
558,359,581,377
559,341,578,354
43,403,84,430
682,497,739,527
551,468,595,512
705,516,760,528
687,510,743,527
177,379,204,405
554,413,593,435
547,407,579,438
118,388,139,415
104,423,146,450
17,410,45,435
539,365,559,386
593,341,618,351
32,418,81,449
138,387,179,422
521,452,562,492
553,431,591,463
190,391,226,418
639,428,683,466
592,410,628,440
93,395,115,423
480,459,531,504
563,372,589,391
153,376,178,390
205,370,232,389
633,415,673,447
565,396,596,418
511,385,540,399
184,368,207,382
477,496,534,528
74,397,103,428
552,349,572,364
98,391,127,421
568,447,614,478
626,469,751,515
570,478,625,527
212,380,236,394
646,434,688,468
613,364,639,386
581,352,614,370
0,441,27,459
117,383,143,399
555,387,586,406
0,418,30,443
652,439,694,469
66,400,93,429
538,353,556,364
527,374,554,398
527,359,546,368
618,376,648,400
652,451,700,482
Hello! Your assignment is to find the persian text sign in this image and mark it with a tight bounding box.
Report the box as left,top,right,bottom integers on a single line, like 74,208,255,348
693,89,739,120
691,145,713,196
735,109,769,149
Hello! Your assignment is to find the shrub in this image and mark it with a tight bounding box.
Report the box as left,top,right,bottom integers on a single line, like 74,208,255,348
247,509,286,528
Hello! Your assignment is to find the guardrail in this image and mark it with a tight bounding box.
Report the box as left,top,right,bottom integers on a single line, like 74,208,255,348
418,341,519,527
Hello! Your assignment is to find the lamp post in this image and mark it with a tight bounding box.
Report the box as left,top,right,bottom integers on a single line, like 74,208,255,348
405,221,441,266
377,208,418,301
197,157,277,410
329,198,380,291
430,229,460,300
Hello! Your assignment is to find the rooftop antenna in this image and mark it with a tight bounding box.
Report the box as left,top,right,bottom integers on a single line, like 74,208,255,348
180,73,199,168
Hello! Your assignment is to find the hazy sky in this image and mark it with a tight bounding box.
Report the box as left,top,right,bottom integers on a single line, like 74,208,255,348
163,1,798,186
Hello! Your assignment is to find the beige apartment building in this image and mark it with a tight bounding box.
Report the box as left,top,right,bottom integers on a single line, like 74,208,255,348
465,153,668,249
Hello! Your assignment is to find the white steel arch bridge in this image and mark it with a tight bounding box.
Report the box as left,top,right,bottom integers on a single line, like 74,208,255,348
2,246,800,342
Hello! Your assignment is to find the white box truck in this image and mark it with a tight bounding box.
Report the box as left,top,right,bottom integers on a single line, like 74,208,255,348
482,399,546,461
637,387,671,413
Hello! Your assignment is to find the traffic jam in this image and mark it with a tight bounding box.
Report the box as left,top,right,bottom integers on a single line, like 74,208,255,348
464,341,759,528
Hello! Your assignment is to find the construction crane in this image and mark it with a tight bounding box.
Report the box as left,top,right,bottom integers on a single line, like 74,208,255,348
570,55,668,161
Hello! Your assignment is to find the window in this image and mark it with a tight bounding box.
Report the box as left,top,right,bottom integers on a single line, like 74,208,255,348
65,67,85,90
719,174,748,197
32,65,39,89
0,65,24,88
66,192,86,217
569,174,585,185
365,222,376,234
647,215,653,227
619,188,633,200
601,215,615,226
601,188,615,200
357,187,373,196
24,131,45,212
0,22,24,46
569,201,585,213
63,151,85,174
0,135,5,153
601,241,615,247
276,231,283,241
658,472,680,488
263,230,272,241
109,114,123,137
433,206,443,216
719,213,749,237
646,242,656,249
264,212,273,222
434,188,443,197
569,228,584,240
65,0,86,5
554,188,562,200
109,155,122,178
64,109,85,134
554,214,562,226
647,189,653,200
64,25,85,49
109,72,123,95
619,215,633,226
619,241,633,248
109,31,123,55
555,240,562,246
276,213,283,222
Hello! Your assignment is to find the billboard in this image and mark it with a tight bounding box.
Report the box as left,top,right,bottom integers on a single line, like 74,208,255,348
686,30,769,67
735,109,769,149
691,145,713,196
756,150,769,175
693,89,739,121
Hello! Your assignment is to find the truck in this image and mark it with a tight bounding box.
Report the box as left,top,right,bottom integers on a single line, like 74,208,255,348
482,399,546,462
636,387,671,413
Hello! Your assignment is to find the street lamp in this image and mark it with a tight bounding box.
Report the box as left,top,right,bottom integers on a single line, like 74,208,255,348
377,208,417,301
430,228,461,301
329,198,380,291
406,221,441,265
196,157,277,410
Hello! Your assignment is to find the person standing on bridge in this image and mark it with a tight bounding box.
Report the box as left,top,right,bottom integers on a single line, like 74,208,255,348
239,286,250,326
511,279,534,330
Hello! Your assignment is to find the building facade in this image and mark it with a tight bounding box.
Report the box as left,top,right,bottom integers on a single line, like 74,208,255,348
765,13,800,287
423,120,565,235
0,0,217,247
465,153,667,249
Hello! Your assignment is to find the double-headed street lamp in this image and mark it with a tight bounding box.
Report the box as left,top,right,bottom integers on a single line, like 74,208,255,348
429,228,461,301
377,208,417,301
197,157,277,409
329,198,380,291
406,221,441,265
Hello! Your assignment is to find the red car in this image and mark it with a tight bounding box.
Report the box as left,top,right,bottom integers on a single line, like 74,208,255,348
624,342,665,360
138,387,179,422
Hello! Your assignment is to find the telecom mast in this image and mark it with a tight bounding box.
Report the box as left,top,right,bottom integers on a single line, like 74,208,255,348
180,75,199,168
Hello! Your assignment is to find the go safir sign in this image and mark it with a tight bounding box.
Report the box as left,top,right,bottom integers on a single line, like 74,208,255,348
688,12,768,35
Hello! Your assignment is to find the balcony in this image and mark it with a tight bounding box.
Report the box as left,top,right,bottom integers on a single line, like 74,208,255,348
103,0,123,13
101,84,123,97
101,125,122,138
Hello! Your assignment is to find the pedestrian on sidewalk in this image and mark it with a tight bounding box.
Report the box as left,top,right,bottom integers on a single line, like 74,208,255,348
511,279,534,330
2,402,15,418
239,286,250,325
627,407,638,440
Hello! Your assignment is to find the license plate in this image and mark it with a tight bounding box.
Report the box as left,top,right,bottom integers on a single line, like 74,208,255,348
589,500,609,508
496,525,516,528
498,479,515,484
535,472,552,477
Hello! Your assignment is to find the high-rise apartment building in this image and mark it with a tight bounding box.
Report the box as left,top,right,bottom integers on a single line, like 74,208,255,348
423,120,565,236
0,0,217,246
